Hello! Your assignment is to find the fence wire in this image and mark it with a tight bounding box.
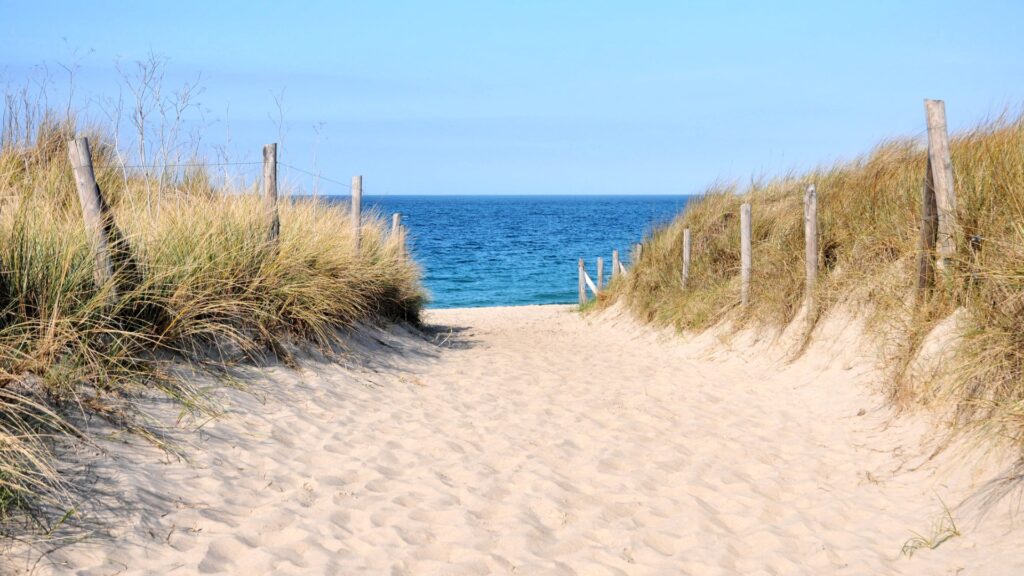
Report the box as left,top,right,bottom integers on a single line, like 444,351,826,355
107,157,403,196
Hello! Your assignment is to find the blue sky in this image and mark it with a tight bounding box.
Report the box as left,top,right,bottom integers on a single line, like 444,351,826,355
3,1,1023,195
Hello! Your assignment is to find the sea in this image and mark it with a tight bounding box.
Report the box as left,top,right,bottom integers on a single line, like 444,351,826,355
327,195,691,309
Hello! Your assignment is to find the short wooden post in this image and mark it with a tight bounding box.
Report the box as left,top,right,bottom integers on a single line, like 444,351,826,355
635,243,643,263
68,137,116,299
351,175,363,253
578,258,587,305
391,212,405,256
804,185,818,304
740,202,751,307
597,257,604,291
924,99,957,272
263,143,279,242
681,228,691,289
611,250,620,279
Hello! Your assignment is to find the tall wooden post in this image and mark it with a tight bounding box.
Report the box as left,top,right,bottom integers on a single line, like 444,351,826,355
682,228,691,289
578,258,587,305
263,143,279,242
68,137,116,299
924,99,957,272
612,250,620,279
597,257,604,291
391,212,401,234
804,185,818,304
351,175,362,253
740,202,752,307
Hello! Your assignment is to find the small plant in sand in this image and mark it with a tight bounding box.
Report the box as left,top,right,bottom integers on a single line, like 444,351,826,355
900,496,961,558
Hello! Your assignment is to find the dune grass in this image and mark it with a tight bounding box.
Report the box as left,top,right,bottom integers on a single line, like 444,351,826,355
0,114,424,529
602,110,1024,455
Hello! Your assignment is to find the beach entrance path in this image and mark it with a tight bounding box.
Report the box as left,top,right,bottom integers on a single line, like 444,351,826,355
23,305,1024,575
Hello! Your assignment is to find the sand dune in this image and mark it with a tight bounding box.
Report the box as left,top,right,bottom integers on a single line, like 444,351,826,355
7,304,1024,575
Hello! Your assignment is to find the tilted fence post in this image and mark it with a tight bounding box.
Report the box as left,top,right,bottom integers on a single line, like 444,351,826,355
611,250,620,280
263,143,279,242
68,137,116,302
597,257,604,291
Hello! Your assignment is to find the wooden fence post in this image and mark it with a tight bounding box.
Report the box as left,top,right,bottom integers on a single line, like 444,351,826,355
612,250,620,279
924,99,957,273
391,212,404,256
804,185,818,304
578,258,587,305
740,202,751,307
597,257,604,291
682,228,691,289
263,143,279,242
351,175,362,253
635,243,643,263
68,137,116,299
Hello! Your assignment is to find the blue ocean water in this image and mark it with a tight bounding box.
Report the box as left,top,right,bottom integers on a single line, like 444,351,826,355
339,195,690,308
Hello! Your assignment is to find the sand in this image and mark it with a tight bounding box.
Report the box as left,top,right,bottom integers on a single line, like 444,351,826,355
6,304,1024,575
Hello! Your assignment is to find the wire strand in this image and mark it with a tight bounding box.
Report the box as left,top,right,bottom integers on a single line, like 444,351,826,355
115,159,391,196
121,161,263,169
280,163,353,189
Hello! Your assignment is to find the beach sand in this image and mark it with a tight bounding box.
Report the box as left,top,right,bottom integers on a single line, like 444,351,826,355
9,304,1024,575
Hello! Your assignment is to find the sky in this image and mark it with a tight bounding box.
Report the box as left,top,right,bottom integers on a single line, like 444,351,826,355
2,1,1024,196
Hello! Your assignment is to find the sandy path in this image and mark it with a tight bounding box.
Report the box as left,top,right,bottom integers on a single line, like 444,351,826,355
9,305,1024,575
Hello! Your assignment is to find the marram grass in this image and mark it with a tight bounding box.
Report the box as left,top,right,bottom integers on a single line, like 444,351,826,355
603,111,1024,457
0,116,424,528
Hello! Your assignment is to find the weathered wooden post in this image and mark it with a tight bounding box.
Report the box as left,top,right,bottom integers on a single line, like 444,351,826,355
682,228,691,289
635,243,643,263
351,175,363,253
263,143,279,242
924,99,957,274
804,185,818,304
578,258,587,305
391,212,404,256
740,202,752,307
597,257,604,291
611,250,620,279
68,137,116,299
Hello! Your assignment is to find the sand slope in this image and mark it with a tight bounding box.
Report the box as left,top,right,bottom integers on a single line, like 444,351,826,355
7,304,1024,575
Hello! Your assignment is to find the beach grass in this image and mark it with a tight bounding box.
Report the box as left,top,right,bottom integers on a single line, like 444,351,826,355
601,110,1024,455
0,113,424,529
